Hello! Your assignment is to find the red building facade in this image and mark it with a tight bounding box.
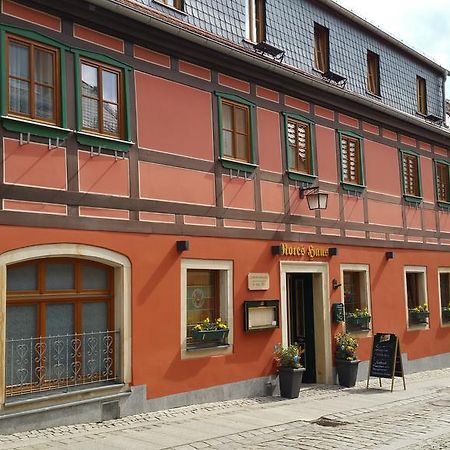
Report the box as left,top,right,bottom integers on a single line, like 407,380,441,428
1,0,450,432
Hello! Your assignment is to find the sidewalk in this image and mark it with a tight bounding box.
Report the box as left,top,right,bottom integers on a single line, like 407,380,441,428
1,368,450,449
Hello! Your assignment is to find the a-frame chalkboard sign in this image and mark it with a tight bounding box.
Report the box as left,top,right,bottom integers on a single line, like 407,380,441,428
366,333,406,392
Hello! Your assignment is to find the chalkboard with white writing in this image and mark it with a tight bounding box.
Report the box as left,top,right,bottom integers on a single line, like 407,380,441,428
367,333,405,391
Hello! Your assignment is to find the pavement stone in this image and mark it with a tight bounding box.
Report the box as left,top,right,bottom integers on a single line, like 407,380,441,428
2,368,450,449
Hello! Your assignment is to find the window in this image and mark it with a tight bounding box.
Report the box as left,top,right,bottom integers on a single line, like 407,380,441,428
435,161,450,204
439,270,450,324
401,151,421,200
7,34,59,124
367,51,380,96
246,0,266,43
181,259,233,356
6,258,116,397
81,59,122,138
341,265,371,333
159,0,183,10
75,51,132,152
314,23,329,73
405,267,428,327
217,93,256,170
416,76,427,115
339,132,364,190
221,99,250,161
284,113,315,182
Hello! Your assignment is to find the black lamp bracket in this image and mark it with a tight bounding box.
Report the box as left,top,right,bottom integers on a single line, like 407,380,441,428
299,186,319,199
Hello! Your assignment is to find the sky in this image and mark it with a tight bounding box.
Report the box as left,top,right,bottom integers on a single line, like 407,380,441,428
333,0,450,76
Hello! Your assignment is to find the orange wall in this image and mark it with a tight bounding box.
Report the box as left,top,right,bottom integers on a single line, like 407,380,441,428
78,151,129,197
315,125,337,183
3,138,67,190
135,72,214,160
364,140,401,196
2,226,450,399
139,162,216,205
257,107,282,173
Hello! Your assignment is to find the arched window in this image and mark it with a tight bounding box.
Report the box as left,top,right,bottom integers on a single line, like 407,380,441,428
6,258,117,397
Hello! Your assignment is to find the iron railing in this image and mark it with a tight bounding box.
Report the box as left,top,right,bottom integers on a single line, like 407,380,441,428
6,330,120,397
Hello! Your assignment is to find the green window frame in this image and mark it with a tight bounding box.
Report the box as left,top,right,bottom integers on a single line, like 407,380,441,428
216,92,257,173
338,130,365,193
400,149,422,203
435,159,450,207
283,112,316,183
74,49,132,152
0,25,69,140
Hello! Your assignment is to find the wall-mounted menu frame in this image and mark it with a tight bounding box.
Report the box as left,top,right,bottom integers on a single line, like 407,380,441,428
244,300,279,331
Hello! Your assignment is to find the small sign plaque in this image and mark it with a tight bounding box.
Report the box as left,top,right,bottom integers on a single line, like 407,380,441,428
248,273,270,291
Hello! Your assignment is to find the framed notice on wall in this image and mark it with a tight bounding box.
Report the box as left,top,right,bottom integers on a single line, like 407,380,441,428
244,300,279,331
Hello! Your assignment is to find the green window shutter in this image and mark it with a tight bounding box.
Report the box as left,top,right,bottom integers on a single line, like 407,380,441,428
338,130,365,192
283,112,317,183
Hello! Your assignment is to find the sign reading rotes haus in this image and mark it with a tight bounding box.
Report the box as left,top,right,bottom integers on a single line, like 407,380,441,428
278,243,330,258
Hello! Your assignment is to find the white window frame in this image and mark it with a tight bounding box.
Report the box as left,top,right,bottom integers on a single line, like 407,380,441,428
180,259,233,359
340,264,371,335
404,266,429,330
438,268,450,327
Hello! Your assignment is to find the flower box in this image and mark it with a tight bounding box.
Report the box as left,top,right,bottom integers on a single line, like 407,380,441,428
346,315,371,331
442,309,450,322
408,310,429,324
191,329,229,343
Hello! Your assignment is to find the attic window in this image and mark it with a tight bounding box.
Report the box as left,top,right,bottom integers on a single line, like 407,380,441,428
156,0,184,11
416,76,427,115
247,0,266,43
314,23,329,73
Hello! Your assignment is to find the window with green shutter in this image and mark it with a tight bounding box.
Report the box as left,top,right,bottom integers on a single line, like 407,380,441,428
400,150,422,202
338,131,365,193
435,161,450,204
283,113,316,183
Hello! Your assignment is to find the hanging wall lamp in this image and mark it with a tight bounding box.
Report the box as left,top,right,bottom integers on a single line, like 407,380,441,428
299,186,328,210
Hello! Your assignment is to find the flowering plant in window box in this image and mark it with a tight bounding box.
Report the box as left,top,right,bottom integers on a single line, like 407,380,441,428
345,308,371,331
441,304,450,322
408,304,429,324
191,317,229,343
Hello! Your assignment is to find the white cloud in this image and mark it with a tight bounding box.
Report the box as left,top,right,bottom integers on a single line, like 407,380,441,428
333,0,450,71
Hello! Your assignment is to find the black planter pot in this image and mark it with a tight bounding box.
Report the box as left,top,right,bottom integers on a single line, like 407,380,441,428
278,367,306,398
336,359,360,387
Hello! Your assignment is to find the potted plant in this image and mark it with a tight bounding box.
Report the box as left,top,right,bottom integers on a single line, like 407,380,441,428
335,332,360,387
346,308,371,331
191,317,229,343
442,303,450,322
274,344,305,399
408,304,429,324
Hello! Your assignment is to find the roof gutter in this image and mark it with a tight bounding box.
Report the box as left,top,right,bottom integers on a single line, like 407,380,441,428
89,0,450,139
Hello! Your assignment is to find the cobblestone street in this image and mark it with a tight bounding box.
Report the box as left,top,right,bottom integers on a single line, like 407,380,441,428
1,369,450,449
